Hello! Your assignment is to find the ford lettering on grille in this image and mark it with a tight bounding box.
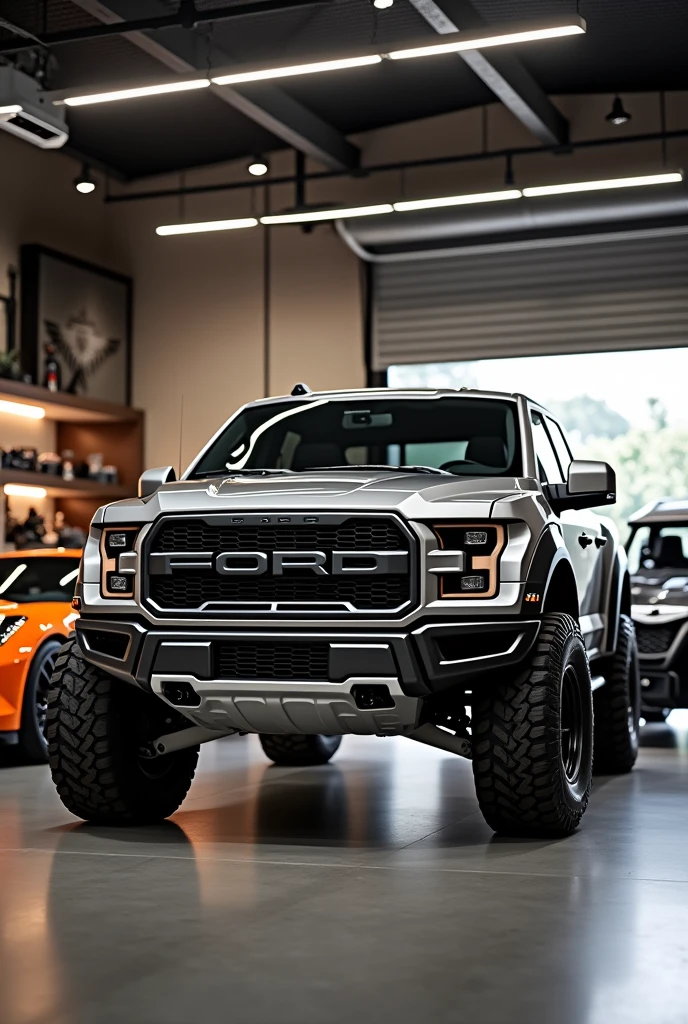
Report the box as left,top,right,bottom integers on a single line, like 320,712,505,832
144,513,416,617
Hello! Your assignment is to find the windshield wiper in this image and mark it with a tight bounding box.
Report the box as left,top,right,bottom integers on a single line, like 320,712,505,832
300,464,452,475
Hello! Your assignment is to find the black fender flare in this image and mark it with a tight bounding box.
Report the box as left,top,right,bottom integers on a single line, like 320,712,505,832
524,525,580,620
601,537,630,655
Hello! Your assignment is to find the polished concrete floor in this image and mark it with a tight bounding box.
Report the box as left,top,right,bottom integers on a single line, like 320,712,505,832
1,721,688,1024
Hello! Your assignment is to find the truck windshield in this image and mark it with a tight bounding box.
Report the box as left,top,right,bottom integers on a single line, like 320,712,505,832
190,396,522,478
0,557,81,604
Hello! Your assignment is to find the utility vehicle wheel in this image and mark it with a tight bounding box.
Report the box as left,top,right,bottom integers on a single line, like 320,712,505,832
643,708,669,723
46,638,199,824
472,613,593,838
593,614,640,774
18,638,62,762
259,734,342,766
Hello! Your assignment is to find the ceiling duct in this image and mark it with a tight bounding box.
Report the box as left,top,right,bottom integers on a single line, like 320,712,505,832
0,67,68,149
337,182,688,262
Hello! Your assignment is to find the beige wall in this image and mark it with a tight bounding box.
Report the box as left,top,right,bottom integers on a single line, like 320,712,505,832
2,92,687,474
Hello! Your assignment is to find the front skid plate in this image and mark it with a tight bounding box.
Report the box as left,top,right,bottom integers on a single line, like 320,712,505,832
151,675,421,736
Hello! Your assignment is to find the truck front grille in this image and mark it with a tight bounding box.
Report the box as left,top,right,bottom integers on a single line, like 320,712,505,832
151,574,409,611
635,622,683,655
144,513,415,618
215,641,330,681
152,518,405,553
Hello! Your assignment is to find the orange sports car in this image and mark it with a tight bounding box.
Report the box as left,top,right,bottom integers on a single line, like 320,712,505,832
0,548,81,761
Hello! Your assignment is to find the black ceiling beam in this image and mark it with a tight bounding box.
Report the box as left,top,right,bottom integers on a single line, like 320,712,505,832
406,0,569,147
0,0,329,55
69,0,360,172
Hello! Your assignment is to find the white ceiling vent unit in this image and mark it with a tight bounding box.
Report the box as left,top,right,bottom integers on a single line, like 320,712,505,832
0,67,68,149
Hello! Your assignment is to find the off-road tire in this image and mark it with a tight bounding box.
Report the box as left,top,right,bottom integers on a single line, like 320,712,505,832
18,638,62,762
472,613,593,838
593,614,640,774
46,638,199,824
259,733,342,766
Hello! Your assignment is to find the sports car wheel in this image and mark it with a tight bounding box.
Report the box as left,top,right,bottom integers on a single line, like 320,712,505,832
18,638,63,762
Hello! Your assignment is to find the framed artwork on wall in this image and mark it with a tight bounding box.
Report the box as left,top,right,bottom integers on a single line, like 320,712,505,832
20,245,132,405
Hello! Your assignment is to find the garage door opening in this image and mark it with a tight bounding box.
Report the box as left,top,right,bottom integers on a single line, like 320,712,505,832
389,346,688,537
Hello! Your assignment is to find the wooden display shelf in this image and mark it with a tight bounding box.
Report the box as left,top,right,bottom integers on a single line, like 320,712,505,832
0,378,144,537
0,468,132,500
0,378,140,424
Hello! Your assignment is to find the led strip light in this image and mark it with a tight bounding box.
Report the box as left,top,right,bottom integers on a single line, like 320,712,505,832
53,16,586,107
155,173,684,235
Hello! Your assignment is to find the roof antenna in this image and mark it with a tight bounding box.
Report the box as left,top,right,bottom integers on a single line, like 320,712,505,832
178,394,185,478
291,382,312,396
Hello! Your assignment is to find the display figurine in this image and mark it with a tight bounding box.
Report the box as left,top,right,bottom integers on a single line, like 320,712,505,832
42,343,62,392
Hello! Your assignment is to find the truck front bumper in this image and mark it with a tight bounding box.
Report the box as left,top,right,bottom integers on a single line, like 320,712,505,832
75,616,540,737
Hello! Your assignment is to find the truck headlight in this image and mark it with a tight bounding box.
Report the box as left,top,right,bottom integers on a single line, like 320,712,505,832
429,523,505,598
100,528,140,598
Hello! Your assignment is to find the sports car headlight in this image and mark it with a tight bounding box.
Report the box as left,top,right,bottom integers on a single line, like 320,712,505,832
0,615,27,645
100,528,140,598
429,523,505,598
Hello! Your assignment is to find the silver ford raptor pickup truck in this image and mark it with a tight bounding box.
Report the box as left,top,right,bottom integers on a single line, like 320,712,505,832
47,386,640,837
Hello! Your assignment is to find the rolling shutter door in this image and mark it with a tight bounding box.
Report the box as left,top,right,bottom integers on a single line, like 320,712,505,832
371,228,688,370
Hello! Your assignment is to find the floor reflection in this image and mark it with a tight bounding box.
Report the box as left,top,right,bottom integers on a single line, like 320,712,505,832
0,728,687,1024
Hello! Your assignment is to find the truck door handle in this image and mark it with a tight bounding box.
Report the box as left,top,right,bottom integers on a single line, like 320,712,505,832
578,534,593,549
595,536,607,549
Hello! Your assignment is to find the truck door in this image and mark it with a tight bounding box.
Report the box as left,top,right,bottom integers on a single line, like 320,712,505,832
530,410,605,648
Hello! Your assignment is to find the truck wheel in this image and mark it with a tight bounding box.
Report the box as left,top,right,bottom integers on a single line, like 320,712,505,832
259,733,342,766
18,638,62,762
472,613,593,838
593,614,640,774
46,638,199,825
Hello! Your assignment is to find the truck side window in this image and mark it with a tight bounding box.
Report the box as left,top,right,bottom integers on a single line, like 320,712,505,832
547,418,573,478
531,411,564,484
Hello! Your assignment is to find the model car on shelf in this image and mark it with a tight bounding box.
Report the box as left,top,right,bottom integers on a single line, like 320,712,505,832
48,386,639,837
626,497,688,722
0,548,81,760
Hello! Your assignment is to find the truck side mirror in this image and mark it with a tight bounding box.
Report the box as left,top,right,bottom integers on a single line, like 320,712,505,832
138,465,176,499
545,460,616,514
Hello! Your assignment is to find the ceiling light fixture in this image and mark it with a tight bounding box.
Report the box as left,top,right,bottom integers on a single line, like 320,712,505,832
522,171,683,197
393,188,521,212
261,203,394,224
62,78,210,107
247,156,269,176
4,484,47,499
156,217,259,236
0,399,46,419
373,0,394,8
74,164,96,194
211,55,382,87
55,16,586,107
606,96,631,126
387,20,585,61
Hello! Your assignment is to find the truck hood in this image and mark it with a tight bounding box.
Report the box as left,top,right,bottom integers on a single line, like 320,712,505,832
102,469,542,524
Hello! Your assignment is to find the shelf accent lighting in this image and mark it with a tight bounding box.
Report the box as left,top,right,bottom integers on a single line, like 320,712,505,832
0,399,46,419
4,484,48,499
